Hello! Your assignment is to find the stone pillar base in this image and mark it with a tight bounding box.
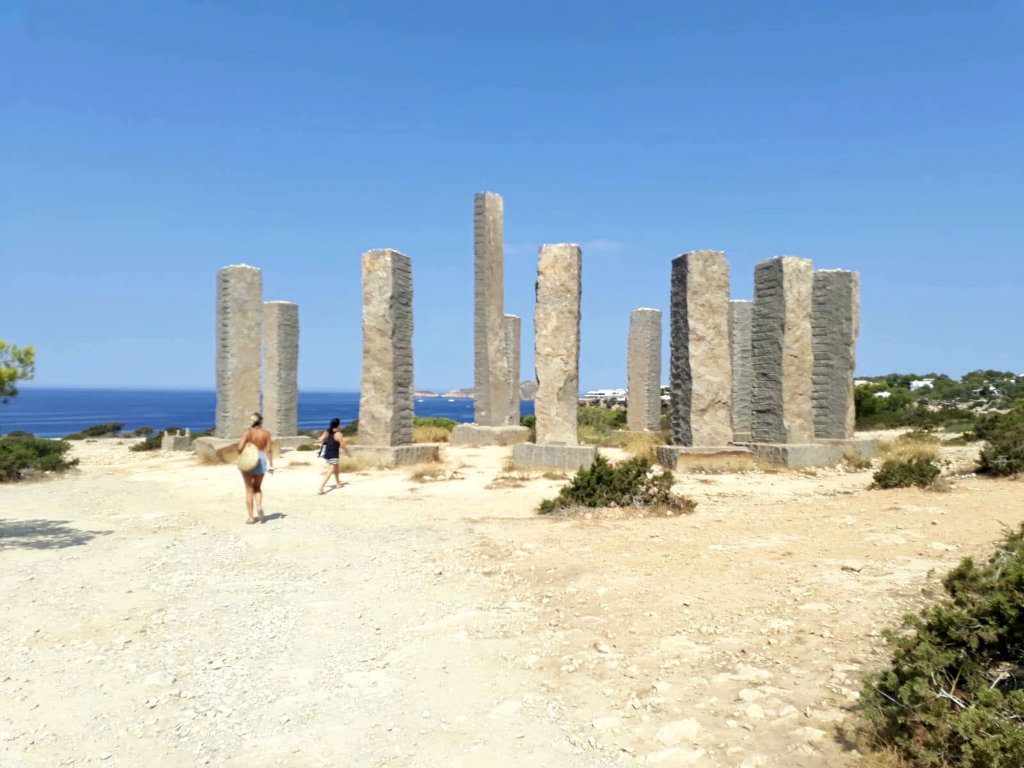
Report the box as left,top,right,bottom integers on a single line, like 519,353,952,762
656,445,755,473
819,438,877,462
350,444,441,468
161,434,192,452
731,431,752,443
734,442,844,468
513,443,597,472
450,424,531,447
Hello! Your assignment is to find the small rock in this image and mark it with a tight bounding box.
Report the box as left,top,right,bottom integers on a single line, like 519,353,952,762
654,718,702,746
841,562,863,573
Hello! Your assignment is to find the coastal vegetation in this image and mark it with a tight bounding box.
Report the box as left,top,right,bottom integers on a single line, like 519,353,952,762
537,455,693,516
0,340,35,402
0,433,77,482
861,523,1024,767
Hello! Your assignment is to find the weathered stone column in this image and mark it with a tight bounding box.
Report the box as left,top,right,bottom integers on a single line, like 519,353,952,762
504,314,521,425
262,301,299,437
534,244,581,445
513,244,596,470
812,270,860,440
215,264,262,438
626,308,662,432
751,256,814,444
473,191,509,426
729,300,753,442
669,251,733,446
358,249,413,447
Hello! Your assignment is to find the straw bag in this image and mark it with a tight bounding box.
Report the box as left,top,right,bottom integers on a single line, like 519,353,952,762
236,443,259,472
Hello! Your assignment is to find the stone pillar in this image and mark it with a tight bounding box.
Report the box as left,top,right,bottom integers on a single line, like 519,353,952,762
262,301,299,437
534,244,582,446
358,249,413,447
729,300,753,442
669,251,733,446
504,314,521,425
751,256,814,444
512,244,596,471
812,270,860,439
627,308,662,432
215,264,262,438
473,191,510,427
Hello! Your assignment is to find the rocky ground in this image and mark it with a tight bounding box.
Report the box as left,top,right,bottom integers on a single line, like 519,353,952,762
1,437,1021,767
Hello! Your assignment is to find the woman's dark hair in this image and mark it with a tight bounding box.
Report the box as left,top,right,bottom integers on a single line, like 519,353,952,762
329,418,340,431
250,412,263,427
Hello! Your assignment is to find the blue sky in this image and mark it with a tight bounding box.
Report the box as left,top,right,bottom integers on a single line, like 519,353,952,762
2,1,1022,391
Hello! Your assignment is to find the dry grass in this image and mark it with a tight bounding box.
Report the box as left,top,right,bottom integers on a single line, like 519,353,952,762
620,432,662,462
407,464,448,482
486,472,530,489
412,425,451,444
842,445,873,471
335,455,379,472
878,435,941,464
541,470,568,481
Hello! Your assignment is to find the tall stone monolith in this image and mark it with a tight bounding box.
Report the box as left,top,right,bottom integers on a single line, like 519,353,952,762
669,251,733,446
812,270,859,440
751,256,814,444
627,308,662,432
473,191,510,427
504,314,521,425
359,249,413,447
729,300,753,442
262,301,299,437
215,264,262,438
513,244,596,470
534,244,581,446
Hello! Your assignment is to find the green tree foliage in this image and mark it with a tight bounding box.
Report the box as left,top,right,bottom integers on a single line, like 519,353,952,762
538,455,693,515
64,423,124,440
862,524,1024,767
0,434,78,482
0,340,35,402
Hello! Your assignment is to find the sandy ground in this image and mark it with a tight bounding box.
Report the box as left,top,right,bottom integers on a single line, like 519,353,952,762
1,436,1022,768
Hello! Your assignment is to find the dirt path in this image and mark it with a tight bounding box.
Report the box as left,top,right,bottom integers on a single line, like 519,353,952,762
2,438,1021,767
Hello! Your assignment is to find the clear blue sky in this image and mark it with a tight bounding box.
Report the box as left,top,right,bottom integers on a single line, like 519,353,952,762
2,1,1021,391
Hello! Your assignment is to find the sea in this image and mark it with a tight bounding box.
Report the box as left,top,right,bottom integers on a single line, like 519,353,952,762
1,388,535,438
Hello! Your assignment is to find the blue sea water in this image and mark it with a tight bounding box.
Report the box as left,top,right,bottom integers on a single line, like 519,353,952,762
1,388,534,438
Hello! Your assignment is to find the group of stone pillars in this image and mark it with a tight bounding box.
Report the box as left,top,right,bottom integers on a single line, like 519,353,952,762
209,196,865,471
649,251,867,469
214,264,299,440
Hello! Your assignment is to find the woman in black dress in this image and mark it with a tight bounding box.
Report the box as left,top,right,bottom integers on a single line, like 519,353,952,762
316,417,351,495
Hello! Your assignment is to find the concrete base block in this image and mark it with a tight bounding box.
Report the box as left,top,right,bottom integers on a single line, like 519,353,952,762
656,445,755,473
735,442,844,468
161,434,192,452
820,438,877,462
350,444,441,468
513,443,598,472
732,431,752,443
450,424,531,447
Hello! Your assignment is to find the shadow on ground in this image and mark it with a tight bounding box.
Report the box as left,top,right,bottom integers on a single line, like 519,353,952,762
0,519,112,551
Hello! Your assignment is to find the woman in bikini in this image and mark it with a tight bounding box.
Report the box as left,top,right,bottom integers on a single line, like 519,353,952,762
316,417,351,495
237,412,274,524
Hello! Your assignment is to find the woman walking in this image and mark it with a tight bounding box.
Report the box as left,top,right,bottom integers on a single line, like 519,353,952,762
237,413,273,524
317,417,351,495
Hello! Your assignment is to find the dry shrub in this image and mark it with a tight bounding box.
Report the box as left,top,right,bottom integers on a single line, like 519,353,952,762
412,425,451,443
487,472,529,489
335,455,377,472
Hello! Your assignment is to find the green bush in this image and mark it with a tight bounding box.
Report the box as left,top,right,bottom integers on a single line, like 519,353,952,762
132,426,154,437
975,410,1024,477
577,406,627,432
872,458,942,489
538,455,694,515
0,435,78,482
3,430,35,438
520,414,536,441
862,523,1024,767
413,417,458,431
341,419,358,437
65,422,124,440
296,443,319,451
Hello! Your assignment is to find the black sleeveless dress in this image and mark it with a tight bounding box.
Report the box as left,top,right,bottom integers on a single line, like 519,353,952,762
323,431,341,462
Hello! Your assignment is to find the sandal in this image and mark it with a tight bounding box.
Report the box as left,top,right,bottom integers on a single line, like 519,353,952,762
245,519,255,525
